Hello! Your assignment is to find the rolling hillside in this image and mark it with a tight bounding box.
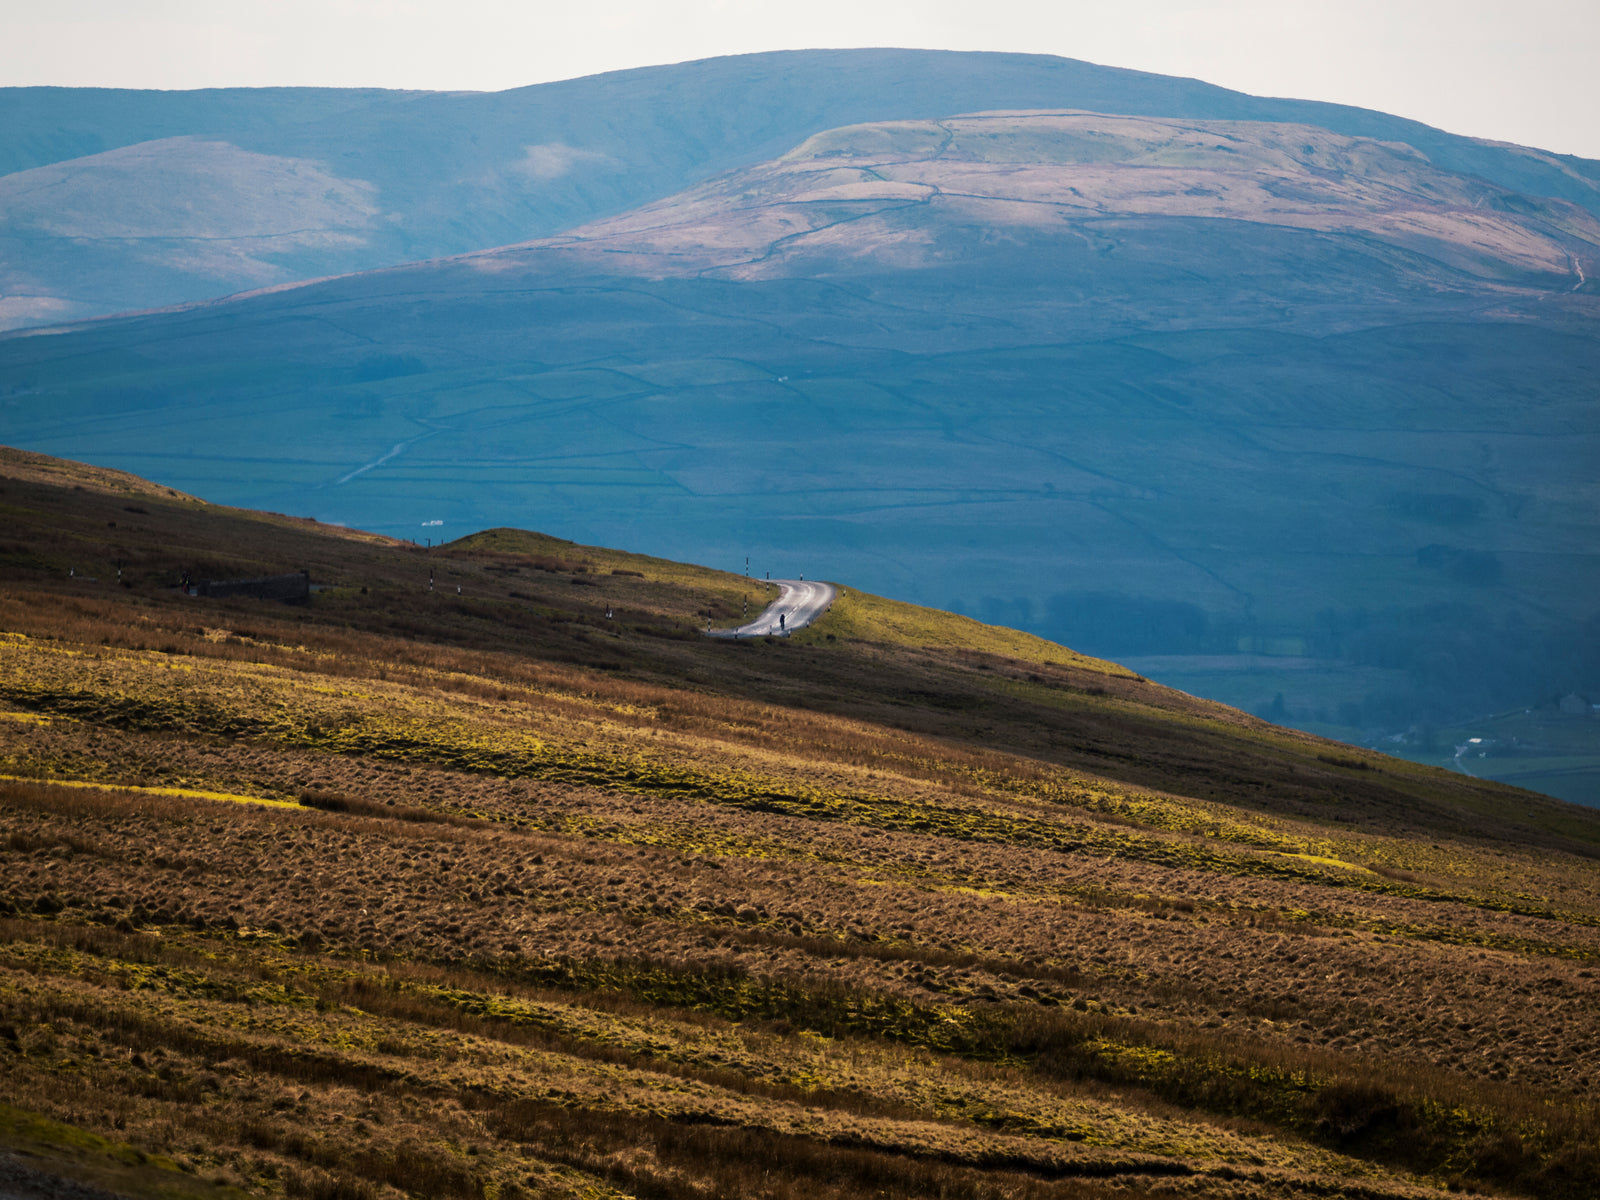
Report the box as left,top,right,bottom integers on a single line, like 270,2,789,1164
2,450,1599,1200
3,104,1597,748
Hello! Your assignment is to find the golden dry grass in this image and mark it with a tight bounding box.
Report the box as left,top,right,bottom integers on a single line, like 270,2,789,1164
2,451,1599,1199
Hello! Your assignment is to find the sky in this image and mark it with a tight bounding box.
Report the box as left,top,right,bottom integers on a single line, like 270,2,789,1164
5,0,1599,159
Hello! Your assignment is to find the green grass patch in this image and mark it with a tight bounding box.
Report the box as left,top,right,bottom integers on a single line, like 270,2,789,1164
0,1101,250,1200
799,587,1134,677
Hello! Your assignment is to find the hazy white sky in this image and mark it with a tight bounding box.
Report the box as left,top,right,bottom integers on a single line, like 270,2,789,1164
6,0,1598,158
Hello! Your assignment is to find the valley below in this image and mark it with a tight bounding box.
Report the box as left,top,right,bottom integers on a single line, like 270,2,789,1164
4,76,1596,743
1117,656,1600,809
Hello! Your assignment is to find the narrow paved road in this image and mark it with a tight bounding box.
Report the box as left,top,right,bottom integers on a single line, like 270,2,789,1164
709,579,837,638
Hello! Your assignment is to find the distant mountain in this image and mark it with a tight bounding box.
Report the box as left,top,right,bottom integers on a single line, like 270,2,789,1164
4,48,1600,328
490,110,1598,303
4,95,1597,743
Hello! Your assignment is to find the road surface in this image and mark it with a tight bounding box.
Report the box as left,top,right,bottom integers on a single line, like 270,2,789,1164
709,579,837,638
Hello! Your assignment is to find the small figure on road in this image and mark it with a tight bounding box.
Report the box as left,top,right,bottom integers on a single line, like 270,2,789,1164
779,613,785,631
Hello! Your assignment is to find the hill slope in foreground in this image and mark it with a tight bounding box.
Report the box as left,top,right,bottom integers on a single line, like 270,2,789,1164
1,448,1598,1200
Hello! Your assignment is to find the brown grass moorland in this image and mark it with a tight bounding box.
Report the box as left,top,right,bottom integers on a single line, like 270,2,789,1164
1,448,1597,1200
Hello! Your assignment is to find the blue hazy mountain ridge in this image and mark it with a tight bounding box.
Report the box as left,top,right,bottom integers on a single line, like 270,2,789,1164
2,106,1597,763
4,49,1600,329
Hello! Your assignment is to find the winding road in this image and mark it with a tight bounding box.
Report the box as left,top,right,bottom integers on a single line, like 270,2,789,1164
709,579,836,638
